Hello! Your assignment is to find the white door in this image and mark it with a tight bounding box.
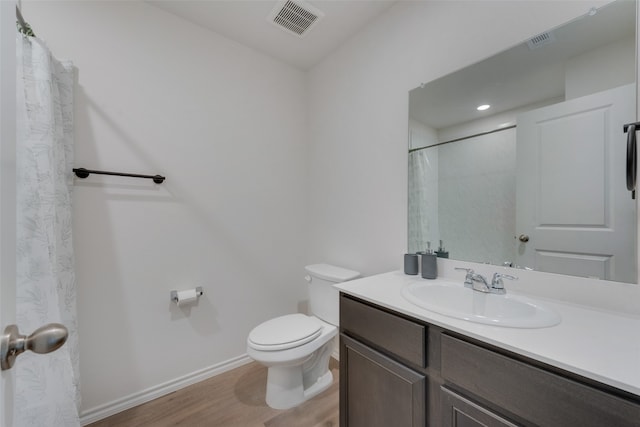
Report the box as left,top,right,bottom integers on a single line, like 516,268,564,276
0,1,17,425
516,84,636,282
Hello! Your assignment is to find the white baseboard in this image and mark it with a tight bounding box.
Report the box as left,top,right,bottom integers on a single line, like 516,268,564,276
80,354,252,426
331,335,340,361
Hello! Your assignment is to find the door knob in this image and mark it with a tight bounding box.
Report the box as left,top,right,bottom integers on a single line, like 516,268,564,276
0,323,68,370
518,234,530,242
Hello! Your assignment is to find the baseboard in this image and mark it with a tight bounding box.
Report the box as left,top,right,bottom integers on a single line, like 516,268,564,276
331,335,340,361
332,347,340,361
80,354,252,426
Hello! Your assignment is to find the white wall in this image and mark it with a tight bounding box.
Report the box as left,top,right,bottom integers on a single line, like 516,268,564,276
565,36,635,99
24,0,308,417
307,0,610,277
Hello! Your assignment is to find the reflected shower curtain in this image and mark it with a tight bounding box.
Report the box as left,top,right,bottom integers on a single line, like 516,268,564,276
408,149,436,254
15,34,80,426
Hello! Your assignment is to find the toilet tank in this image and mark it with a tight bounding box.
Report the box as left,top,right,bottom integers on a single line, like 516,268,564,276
305,264,360,326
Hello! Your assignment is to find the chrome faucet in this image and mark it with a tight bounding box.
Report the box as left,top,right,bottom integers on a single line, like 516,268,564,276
455,268,517,294
490,272,517,294
470,272,492,292
455,267,474,287
455,268,490,292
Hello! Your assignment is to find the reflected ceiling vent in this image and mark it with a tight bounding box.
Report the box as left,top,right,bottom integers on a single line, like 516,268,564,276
527,31,556,49
268,0,324,37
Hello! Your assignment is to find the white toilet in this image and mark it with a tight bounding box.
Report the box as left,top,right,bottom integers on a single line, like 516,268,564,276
246,263,360,410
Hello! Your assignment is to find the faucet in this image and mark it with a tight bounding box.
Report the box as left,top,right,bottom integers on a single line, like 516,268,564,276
455,268,517,294
455,268,490,292
490,272,517,294
454,267,474,287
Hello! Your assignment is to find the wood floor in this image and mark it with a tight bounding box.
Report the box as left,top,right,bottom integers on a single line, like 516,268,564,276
87,359,339,427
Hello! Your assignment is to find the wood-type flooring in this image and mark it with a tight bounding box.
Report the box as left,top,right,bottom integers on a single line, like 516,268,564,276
87,359,339,427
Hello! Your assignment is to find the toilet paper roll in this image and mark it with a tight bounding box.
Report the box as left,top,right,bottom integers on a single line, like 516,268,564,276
175,289,198,306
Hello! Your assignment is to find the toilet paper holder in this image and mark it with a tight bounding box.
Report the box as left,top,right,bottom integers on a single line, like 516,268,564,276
171,287,204,303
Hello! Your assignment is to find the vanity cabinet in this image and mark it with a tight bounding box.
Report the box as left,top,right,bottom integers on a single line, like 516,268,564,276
341,334,425,427
339,293,640,427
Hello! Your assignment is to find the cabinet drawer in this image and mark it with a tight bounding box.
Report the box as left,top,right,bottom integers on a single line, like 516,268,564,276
441,334,640,427
340,295,425,367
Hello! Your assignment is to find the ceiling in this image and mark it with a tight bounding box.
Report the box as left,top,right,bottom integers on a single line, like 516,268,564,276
147,0,397,70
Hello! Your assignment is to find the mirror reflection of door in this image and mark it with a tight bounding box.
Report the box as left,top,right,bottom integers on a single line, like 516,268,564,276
516,84,637,282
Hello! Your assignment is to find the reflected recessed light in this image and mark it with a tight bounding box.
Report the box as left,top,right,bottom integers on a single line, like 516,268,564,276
477,104,491,111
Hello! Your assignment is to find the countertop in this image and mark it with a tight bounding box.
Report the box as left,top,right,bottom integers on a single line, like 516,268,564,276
334,270,640,397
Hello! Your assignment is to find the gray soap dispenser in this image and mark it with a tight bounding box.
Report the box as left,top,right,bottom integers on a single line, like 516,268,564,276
421,242,437,279
404,253,419,275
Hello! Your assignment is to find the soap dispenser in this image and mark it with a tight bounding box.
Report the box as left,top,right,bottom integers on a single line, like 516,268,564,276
435,240,449,258
403,253,419,275
421,242,437,279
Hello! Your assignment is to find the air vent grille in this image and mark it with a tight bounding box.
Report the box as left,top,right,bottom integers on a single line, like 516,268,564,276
527,31,556,49
268,0,324,37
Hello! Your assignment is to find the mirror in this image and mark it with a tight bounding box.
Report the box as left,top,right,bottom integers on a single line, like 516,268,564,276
408,0,637,284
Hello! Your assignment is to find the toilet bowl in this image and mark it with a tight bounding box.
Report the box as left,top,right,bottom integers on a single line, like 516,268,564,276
246,264,360,410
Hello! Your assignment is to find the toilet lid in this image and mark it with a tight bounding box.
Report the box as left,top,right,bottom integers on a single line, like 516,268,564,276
248,314,323,351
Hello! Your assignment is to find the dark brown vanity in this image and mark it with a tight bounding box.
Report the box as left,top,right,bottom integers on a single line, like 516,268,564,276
339,293,640,427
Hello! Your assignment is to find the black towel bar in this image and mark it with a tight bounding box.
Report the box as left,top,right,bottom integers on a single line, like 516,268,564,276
72,168,165,184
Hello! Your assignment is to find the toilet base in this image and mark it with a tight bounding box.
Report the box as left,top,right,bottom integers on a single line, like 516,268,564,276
263,340,335,410
265,366,333,410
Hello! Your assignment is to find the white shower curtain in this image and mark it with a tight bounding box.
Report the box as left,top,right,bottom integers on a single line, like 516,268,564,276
15,34,80,426
408,149,437,254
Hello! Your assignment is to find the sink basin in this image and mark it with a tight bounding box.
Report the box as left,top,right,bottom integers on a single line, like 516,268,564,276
401,281,561,328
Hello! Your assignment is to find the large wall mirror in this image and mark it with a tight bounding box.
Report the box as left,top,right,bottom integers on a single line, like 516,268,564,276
408,0,637,284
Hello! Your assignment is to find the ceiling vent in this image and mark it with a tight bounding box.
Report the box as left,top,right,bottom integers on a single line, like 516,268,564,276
527,31,556,50
268,0,324,37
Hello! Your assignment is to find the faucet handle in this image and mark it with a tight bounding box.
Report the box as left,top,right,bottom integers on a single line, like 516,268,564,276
455,267,475,287
491,272,518,291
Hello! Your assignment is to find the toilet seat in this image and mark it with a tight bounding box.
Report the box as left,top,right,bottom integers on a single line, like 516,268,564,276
248,314,323,351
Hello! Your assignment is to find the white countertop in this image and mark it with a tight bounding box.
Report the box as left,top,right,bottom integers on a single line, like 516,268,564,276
335,270,640,397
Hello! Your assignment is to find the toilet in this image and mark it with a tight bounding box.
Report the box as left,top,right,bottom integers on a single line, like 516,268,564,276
246,263,360,410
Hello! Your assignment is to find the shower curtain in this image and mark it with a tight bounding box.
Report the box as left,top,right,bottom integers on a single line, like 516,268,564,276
408,149,436,254
15,34,80,426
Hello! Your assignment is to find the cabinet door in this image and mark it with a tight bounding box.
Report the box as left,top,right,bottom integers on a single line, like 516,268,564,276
441,387,519,427
340,334,425,427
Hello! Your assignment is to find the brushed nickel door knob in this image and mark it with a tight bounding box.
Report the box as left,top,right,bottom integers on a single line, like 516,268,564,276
0,323,68,370
518,234,530,242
